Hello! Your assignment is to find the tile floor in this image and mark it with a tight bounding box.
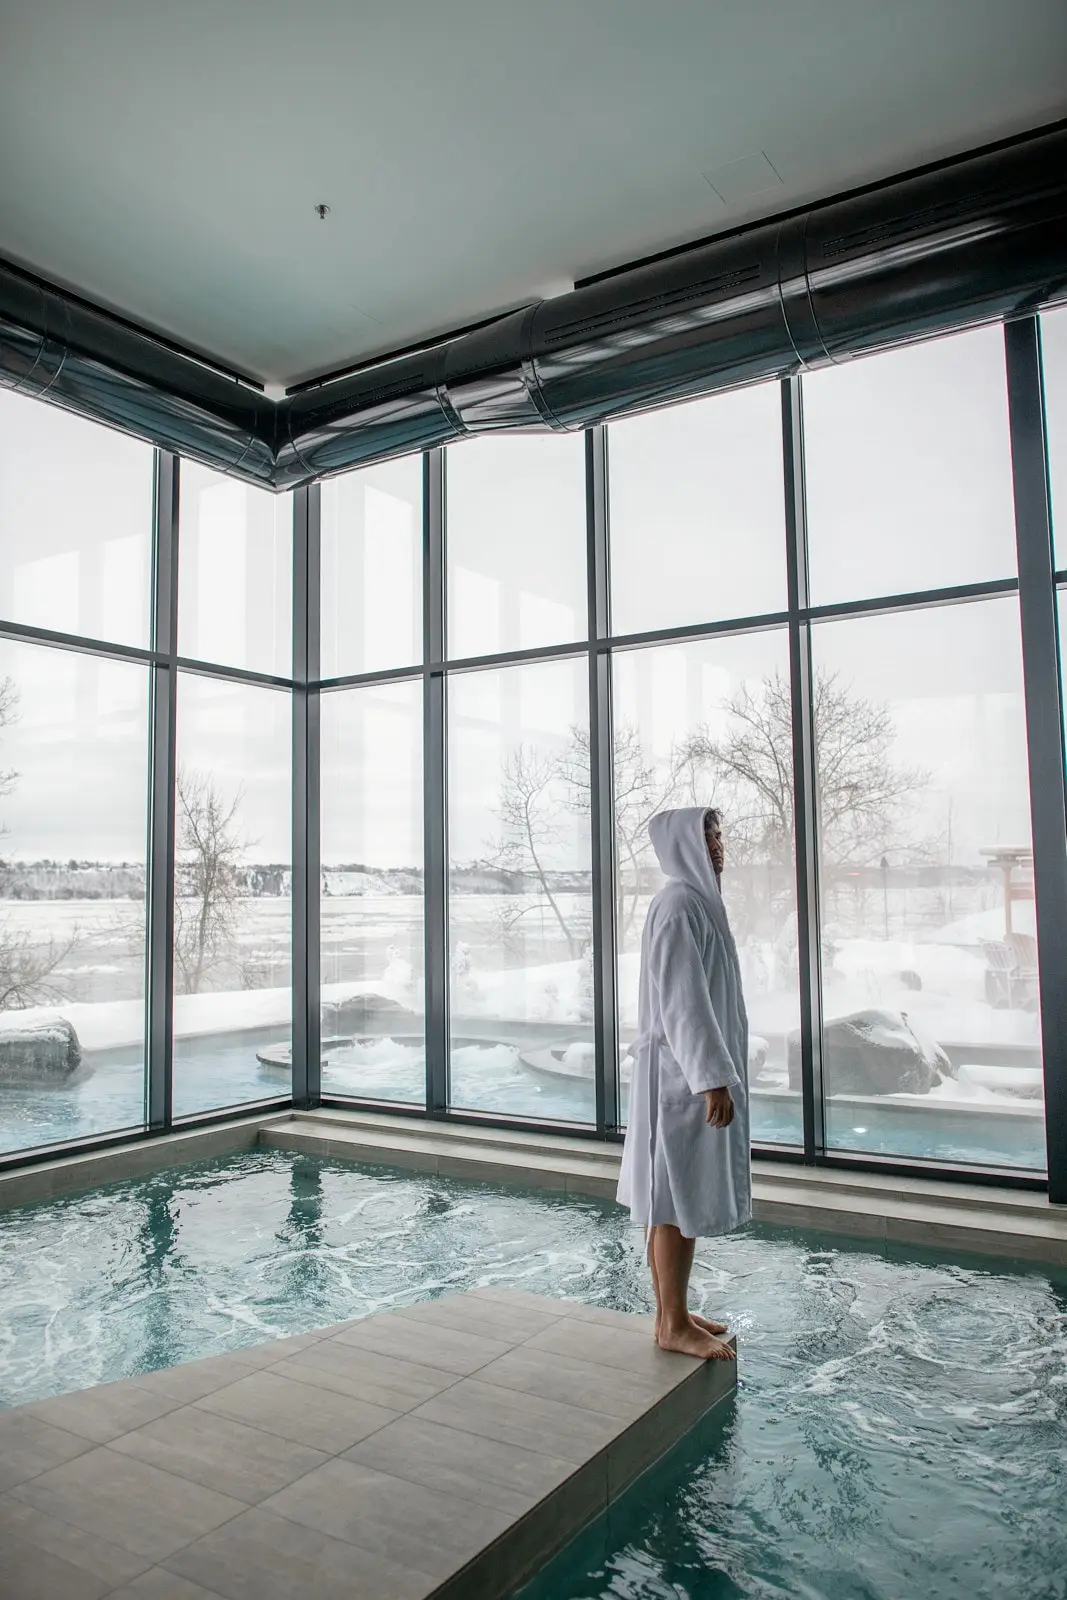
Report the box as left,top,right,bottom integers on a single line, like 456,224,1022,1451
0,1289,736,1600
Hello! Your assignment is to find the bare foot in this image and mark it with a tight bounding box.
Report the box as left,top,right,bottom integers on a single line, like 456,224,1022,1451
657,1316,736,1361
654,1311,728,1340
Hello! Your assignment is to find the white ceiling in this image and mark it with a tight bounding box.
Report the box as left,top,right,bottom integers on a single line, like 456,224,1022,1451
3,1,1066,391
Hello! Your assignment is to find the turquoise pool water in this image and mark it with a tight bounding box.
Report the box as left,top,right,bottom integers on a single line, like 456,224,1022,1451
1,1152,1064,1598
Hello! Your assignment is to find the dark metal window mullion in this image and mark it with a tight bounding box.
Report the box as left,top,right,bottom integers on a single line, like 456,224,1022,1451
291,484,321,1110
423,450,449,1116
1004,316,1067,1203
586,426,619,1134
782,377,826,1163
146,451,179,1131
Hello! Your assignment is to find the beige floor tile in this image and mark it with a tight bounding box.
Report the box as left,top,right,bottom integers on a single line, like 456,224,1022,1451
231,1333,327,1367
20,1380,182,1445
165,1505,435,1600
128,1357,262,1405
263,1456,512,1580
270,1338,456,1412
476,1344,664,1420
330,1310,513,1376
344,1414,575,1515
0,1493,151,1587
524,1315,701,1380
566,1303,658,1333
0,1411,93,1492
412,1376,622,1462
391,1292,565,1345
10,1446,246,1562
107,1570,227,1600
110,1404,329,1503
194,1368,397,1454
0,1530,113,1600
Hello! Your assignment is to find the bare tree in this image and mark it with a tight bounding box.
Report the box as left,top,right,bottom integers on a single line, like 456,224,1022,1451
694,668,926,871
0,675,18,817
489,745,588,959
173,768,248,994
483,669,926,958
560,723,704,943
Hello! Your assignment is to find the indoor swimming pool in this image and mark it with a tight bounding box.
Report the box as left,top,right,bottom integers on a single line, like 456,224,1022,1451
1,1150,1064,1598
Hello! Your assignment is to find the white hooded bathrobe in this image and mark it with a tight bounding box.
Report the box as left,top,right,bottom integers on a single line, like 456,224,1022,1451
617,806,752,1240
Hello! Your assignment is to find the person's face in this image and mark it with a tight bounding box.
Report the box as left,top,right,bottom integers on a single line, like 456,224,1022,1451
705,814,724,878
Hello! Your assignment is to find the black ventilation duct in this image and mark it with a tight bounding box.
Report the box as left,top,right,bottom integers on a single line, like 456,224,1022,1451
3,124,1067,491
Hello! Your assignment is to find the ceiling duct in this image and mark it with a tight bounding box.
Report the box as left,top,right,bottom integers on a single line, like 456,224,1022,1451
3,124,1066,490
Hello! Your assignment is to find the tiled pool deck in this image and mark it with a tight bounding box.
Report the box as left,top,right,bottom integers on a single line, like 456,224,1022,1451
0,1289,736,1600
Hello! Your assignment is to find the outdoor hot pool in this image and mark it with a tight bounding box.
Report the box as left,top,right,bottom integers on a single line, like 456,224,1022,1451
1,1151,1064,1598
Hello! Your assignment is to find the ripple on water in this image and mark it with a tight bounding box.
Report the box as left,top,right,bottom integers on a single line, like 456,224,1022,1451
1,1151,1066,1600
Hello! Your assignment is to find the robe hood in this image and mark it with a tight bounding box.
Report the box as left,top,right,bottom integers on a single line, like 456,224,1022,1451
648,806,720,905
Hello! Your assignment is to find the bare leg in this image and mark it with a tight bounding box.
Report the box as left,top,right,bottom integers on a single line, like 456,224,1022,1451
651,1225,735,1360
645,1226,727,1339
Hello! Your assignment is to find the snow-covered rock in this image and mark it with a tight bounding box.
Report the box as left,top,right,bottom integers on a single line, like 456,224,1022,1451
788,1008,952,1096
0,1014,83,1084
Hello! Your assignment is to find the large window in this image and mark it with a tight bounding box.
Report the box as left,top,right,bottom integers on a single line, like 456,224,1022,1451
0,390,153,648
803,325,1018,605
446,434,587,658
320,458,423,679
7,302,1067,1190
612,633,802,1145
811,600,1042,1168
178,463,292,677
448,657,595,1124
609,383,787,635
320,680,424,1104
0,639,149,1153
171,674,291,1119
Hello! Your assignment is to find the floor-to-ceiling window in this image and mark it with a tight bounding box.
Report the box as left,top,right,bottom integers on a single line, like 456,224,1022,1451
0,393,153,1152
172,468,293,1118
5,301,1064,1186
802,326,1044,1170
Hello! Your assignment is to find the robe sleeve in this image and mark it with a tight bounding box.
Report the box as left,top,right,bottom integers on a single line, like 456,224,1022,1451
650,905,741,1095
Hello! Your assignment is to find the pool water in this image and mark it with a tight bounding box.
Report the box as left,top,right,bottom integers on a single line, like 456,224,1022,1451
1,1152,1064,1598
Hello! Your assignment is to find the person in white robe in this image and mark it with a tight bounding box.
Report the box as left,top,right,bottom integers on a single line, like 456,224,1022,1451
617,806,751,1360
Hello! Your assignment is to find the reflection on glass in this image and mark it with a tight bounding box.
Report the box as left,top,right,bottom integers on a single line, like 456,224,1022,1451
0,390,153,648
448,658,594,1123
1041,306,1067,569
320,680,424,1103
0,638,149,1152
172,674,291,1117
320,458,423,678
812,597,1044,1170
804,325,1017,605
178,462,292,675
609,383,787,635
446,434,587,659
612,633,802,1143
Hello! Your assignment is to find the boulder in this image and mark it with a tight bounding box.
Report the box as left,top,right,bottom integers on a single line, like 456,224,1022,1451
0,1014,82,1085
320,991,416,1039
787,1009,952,1096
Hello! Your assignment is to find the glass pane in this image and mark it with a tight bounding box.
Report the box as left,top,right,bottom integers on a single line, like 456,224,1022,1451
0,637,148,1152
612,632,802,1144
320,679,424,1103
320,457,423,678
178,462,292,675
804,325,1017,606
609,383,787,635
446,434,587,658
812,597,1044,1170
0,390,153,648
172,673,291,1117
1041,305,1067,569
448,657,594,1122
